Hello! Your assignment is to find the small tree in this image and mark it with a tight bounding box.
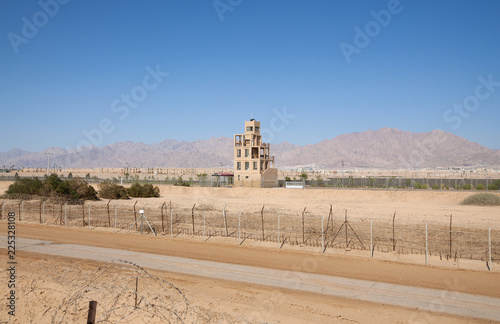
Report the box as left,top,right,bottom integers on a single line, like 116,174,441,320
300,173,308,180
197,173,208,186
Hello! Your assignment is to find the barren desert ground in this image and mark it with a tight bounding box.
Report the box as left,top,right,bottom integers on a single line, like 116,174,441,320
1,182,500,323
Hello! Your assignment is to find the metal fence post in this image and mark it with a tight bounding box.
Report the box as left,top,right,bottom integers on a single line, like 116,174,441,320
42,201,45,223
170,208,173,237
114,205,117,232
238,212,241,245
321,217,324,253
203,211,206,241
20,201,24,221
277,214,280,248
64,202,67,226
489,227,492,270
425,223,428,265
88,204,91,229
370,220,373,257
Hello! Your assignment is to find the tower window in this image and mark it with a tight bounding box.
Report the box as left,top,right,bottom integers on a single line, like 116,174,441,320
245,149,249,157
237,162,241,170
253,162,257,170
246,126,253,131
237,149,241,157
245,162,249,170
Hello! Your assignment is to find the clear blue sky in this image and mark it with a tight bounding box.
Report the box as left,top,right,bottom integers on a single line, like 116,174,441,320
1,0,499,152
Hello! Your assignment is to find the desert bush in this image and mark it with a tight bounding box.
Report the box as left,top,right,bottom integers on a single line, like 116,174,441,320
431,184,440,190
488,184,499,190
127,183,160,198
6,177,43,195
414,182,428,189
173,176,190,187
461,184,472,190
475,184,485,190
5,175,97,200
67,178,99,200
460,193,500,206
98,182,129,199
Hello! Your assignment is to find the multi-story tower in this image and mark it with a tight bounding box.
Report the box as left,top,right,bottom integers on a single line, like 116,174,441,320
234,119,278,187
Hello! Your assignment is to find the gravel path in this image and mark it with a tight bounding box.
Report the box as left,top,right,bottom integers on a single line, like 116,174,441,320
4,236,500,322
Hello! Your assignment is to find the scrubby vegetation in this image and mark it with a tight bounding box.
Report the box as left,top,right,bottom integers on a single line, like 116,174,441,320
460,193,500,206
173,176,190,187
98,182,129,199
5,174,98,200
98,182,160,199
127,183,160,198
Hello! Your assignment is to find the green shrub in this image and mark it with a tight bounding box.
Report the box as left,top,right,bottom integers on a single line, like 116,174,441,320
127,183,160,198
431,184,440,190
173,176,190,187
475,184,485,190
460,193,500,206
488,184,499,190
67,178,98,200
414,182,428,189
6,178,42,195
98,182,129,199
5,175,97,200
461,184,472,190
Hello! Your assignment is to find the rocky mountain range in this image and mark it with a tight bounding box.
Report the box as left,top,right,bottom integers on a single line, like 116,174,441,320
1,128,499,169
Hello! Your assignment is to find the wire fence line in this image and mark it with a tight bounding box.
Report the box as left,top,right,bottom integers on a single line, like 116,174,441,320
1,199,498,268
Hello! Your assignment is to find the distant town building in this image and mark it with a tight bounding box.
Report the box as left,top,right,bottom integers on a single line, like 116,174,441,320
233,119,278,187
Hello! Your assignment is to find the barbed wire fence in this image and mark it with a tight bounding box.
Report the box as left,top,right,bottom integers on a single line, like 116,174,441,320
1,199,498,269
17,258,240,323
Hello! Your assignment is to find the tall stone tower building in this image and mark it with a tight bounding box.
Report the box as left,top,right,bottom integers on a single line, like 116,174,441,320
233,119,278,187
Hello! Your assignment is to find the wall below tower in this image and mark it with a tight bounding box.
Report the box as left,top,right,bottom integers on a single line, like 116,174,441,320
233,168,278,188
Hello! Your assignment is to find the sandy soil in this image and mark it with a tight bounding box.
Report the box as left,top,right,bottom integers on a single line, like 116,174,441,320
149,185,500,228
1,184,500,322
1,251,489,324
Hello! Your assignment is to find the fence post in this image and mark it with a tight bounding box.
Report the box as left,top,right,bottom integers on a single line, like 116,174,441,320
425,223,428,265
87,300,97,324
370,220,373,257
114,205,117,232
20,201,24,221
88,204,91,229
489,227,492,270
42,201,45,224
64,202,67,226
223,204,228,237
449,214,452,259
238,212,241,245
203,211,206,241
278,214,280,248
170,208,173,237
321,217,324,253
